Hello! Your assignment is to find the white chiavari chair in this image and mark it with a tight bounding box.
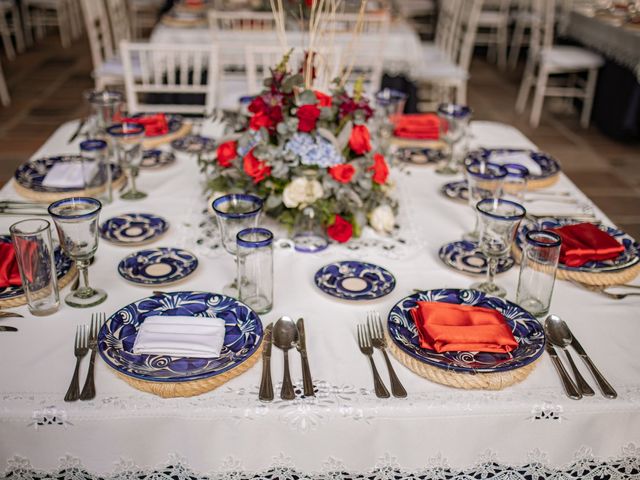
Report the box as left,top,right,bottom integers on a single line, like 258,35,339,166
422,0,462,63
0,0,24,60
207,9,277,40
80,0,120,89
474,0,511,70
129,0,163,39
120,41,219,115
508,0,535,70
21,0,78,48
395,0,437,37
515,0,603,127
0,58,10,106
105,0,131,46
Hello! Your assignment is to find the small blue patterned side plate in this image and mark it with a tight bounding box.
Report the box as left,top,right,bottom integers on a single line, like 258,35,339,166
388,288,545,373
0,235,74,301
438,240,515,275
100,213,169,246
118,248,198,286
314,261,396,300
171,135,216,154
467,148,561,180
97,291,263,382
140,150,176,170
440,180,469,203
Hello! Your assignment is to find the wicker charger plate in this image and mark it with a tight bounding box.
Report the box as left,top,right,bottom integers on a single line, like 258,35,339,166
13,175,126,203
0,263,76,308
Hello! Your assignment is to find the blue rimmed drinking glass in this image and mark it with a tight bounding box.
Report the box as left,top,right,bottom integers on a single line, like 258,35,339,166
237,227,273,314
48,197,107,308
375,88,408,157
464,160,508,241
470,198,526,298
436,103,472,175
212,193,263,297
106,123,146,200
503,163,529,203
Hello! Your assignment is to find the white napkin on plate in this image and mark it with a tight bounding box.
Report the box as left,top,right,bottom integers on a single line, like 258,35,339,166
42,161,98,189
488,151,542,176
133,315,226,358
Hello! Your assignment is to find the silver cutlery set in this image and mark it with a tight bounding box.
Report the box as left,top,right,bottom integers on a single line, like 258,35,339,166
260,316,314,401
357,311,407,399
544,314,617,400
0,310,22,331
64,312,105,402
0,200,49,216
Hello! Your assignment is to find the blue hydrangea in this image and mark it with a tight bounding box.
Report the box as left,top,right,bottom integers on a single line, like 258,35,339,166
284,133,344,168
237,131,262,157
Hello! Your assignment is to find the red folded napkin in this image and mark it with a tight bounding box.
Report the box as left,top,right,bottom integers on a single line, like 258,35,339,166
409,301,518,353
393,114,440,140
0,243,23,288
121,114,169,137
550,223,624,267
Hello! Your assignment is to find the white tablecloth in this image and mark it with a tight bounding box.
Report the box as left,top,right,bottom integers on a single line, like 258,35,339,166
1,121,639,479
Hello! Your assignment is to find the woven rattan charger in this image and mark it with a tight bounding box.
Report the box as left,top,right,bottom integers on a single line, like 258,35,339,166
0,263,77,308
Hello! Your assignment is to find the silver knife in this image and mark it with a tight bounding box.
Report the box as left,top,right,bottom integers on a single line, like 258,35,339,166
0,311,23,319
296,318,315,397
68,118,87,144
0,326,18,332
546,342,581,400
570,332,617,399
259,323,274,402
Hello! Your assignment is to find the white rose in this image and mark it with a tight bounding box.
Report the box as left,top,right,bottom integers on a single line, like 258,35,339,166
282,177,324,208
369,204,395,234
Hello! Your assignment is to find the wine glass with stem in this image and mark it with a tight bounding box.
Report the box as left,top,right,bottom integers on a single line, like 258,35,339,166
48,197,107,308
106,122,146,200
470,198,526,298
436,103,472,175
212,193,263,297
464,160,508,241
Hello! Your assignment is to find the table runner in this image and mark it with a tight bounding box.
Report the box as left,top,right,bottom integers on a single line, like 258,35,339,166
0,121,639,478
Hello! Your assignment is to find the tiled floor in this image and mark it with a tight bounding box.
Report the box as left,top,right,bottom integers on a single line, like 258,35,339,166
0,33,639,236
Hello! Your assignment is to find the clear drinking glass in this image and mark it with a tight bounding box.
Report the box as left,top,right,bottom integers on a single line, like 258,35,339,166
464,160,507,241
503,163,529,203
471,198,526,298
375,88,407,157
436,103,472,175
237,227,273,314
106,123,146,200
48,197,107,308
516,230,561,317
212,193,263,297
80,139,112,204
9,219,59,315
84,90,124,138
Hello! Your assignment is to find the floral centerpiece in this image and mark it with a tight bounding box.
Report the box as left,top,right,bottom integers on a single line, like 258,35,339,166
201,52,396,244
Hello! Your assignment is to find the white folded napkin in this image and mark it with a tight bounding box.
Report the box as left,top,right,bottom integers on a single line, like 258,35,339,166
42,161,99,189
133,315,226,358
488,151,542,176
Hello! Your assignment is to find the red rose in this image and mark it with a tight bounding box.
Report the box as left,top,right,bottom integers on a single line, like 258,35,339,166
296,104,321,132
248,96,267,114
369,153,389,184
329,164,356,183
249,111,273,131
243,148,271,183
314,91,332,108
327,215,353,243
349,124,371,155
269,105,283,125
216,141,237,168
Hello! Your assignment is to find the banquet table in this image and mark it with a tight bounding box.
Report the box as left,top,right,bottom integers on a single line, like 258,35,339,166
1,120,640,479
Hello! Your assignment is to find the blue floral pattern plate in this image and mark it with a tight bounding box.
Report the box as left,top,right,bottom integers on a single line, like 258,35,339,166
314,261,396,300
170,135,216,154
467,148,561,180
438,240,515,275
388,289,545,373
0,235,73,301
517,218,640,273
140,150,176,170
440,180,469,203
100,213,169,246
118,248,198,286
14,155,123,193
97,291,263,382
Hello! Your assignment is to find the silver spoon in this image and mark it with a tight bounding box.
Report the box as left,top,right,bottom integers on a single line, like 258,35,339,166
272,316,298,400
545,315,594,396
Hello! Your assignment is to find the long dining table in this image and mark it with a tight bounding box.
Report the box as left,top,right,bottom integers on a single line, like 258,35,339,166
0,119,639,479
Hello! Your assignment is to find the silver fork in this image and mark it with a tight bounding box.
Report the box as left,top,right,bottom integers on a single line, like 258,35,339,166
64,325,88,402
357,324,390,398
80,313,105,401
367,312,407,398
571,281,640,300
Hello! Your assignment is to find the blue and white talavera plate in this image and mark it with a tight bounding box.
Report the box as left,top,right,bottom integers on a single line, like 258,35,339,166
100,213,169,246
14,155,124,193
140,150,176,170
97,291,263,382
438,240,515,276
387,289,545,373
467,148,561,180
0,235,74,301
314,261,396,300
118,247,198,286
517,218,640,273
440,180,470,203
170,135,216,154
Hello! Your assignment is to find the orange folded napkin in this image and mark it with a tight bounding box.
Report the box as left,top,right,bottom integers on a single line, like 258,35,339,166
393,114,440,140
0,243,23,288
550,223,624,267
409,301,518,353
121,114,169,136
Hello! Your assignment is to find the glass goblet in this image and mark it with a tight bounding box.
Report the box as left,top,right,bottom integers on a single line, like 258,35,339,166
464,160,507,242
471,198,526,298
48,197,107,308
436,103,472,175
106,122,146,200
502,163,529,203
212,193,263,297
